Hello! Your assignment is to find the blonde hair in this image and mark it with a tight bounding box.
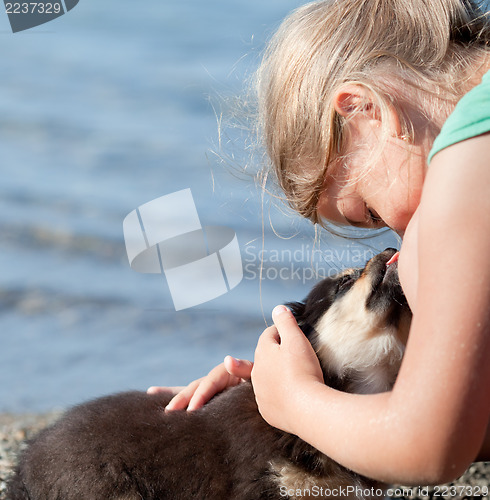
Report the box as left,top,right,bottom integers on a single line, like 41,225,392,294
256,0,490,224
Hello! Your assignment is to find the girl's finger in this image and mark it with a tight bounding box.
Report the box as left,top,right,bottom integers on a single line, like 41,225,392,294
271,305,301,339
260,325,281,345
187,373,241,411
164,379,203,411
146,386,184,396
224,356,253,380
271,305,313,352
254,327,281,367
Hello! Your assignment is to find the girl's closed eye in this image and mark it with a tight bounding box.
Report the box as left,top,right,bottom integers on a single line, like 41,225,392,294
366,207,384,226
342,206,385,229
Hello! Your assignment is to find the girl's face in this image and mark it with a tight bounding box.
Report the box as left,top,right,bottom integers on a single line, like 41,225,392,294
316,124,428,235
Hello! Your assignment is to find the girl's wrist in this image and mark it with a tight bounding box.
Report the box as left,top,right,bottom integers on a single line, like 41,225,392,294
286,379,330,437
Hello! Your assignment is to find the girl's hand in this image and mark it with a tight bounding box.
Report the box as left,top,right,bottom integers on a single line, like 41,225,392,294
251,305,324,435
148,356,253,411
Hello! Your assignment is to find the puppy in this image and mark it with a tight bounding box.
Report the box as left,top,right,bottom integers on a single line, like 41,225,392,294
7,248,411,500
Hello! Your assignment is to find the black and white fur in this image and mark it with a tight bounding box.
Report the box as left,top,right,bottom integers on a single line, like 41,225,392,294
7,248,411,500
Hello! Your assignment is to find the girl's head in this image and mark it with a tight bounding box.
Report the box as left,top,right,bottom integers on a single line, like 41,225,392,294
256,0,490,232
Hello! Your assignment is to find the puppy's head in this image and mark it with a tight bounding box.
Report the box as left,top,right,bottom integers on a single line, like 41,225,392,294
289,248,411,394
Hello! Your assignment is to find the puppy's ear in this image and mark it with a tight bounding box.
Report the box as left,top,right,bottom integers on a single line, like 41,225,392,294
285,301,306,322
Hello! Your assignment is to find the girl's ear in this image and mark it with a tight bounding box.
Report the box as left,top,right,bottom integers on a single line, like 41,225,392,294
333,84,376,118
333,84,402,137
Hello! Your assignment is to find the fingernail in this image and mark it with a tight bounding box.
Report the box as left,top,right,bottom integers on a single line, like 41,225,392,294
225,355,237,366
272,305,290,318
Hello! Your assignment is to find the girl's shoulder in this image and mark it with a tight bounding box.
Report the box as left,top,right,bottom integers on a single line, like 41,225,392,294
428,69,490,164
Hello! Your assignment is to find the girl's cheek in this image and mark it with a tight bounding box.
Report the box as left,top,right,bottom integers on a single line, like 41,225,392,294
383,190,416,234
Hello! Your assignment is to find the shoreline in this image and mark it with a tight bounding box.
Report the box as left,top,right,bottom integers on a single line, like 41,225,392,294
0,413,488,500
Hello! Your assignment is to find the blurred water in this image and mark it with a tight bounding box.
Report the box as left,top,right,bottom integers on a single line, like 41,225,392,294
0,0,399,412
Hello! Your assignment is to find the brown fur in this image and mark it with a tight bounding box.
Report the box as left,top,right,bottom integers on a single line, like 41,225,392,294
7,249,410,500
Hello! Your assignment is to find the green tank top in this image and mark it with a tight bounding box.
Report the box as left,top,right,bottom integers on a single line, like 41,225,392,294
428,70,490,163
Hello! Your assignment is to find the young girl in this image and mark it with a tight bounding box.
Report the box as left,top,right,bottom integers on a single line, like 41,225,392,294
149,0,490,485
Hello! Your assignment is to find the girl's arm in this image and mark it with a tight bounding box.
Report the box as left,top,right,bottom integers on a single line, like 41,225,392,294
251,134,490,486
478,421,490,461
